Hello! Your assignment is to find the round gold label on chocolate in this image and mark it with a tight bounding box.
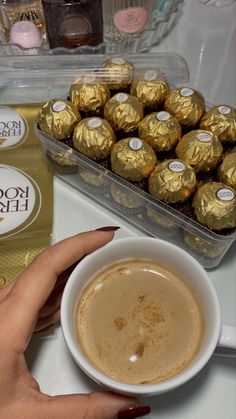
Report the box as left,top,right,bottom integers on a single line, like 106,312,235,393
196,132,212,142
216,188,234,202
156,111,171,121
83,76,96,84
180,88,194,97
112,57,125,65
52,101,67,112
87,118,102,129
144,70,158,81
218,105,231,115
168,161,185,172
115,93,128,103
128,138,143,150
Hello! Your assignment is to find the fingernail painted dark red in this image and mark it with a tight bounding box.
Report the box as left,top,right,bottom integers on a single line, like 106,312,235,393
117,405,151,419
95,226,120,232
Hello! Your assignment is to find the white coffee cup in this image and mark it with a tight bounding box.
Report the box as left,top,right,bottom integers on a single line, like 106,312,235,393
61,237,236,396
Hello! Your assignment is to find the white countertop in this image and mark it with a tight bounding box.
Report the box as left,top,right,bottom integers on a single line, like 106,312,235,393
25,1,236,418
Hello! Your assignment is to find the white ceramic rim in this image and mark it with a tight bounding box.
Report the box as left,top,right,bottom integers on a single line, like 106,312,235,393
61,237,221,395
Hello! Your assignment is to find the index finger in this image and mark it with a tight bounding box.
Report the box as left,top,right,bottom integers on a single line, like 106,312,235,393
1,230,115,349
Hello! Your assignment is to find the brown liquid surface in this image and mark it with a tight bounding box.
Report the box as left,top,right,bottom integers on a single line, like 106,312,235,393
75,259,204,385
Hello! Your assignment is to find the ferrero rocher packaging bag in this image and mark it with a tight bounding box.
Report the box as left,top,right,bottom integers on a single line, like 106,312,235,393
0,104,53,290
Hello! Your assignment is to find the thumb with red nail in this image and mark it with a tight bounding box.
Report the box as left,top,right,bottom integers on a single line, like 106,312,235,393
0,229,151,419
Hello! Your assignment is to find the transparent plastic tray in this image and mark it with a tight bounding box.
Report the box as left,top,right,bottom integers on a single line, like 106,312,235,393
0,52,235,269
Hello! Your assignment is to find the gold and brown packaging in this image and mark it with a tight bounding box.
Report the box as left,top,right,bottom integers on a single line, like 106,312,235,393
192,182,236,231
138,111,181,152
200,105,236,144
111,137,156,182
69,76,110,115
184,231,226,258
218,151,236,190
46,147,78,174
148,159,196,204
164,87,205,129
130,69,169,110
73,117,116,160
100,57,135,90
110,183,142,211
0,104,53,289
104,93,144,133
175,130,223,173
38,98,80,140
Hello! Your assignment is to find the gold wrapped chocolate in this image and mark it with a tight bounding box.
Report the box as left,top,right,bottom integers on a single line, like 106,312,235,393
192,182,236,231
110,183,142,209
184,231,226,258
146,207,178,232
138,111,181,152
200,105,236,143
111,137,156,182
73,117,116,160
148,159,196,204
175,129,223,173
47,148,78,173
164,87,205,128
38,98,80,140
218,151,236,190
101,57,135,90
79,166,107,188
130,69,169,109
104,93,144,133
70,75,110,114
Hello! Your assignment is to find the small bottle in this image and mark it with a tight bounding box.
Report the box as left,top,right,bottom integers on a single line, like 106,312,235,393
102,0,155,53
42,0,103,49
0,0,46,42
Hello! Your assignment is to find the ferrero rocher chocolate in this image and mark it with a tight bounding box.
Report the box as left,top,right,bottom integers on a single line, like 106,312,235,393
73,117,116,160
130,69,169,109
110,183,141,209
175,130,223,173
79,166,107,188
38,98,80,140
138,111,181,152
218,151,236,190
146,207,178,231
101,57,135,90
47,148,78,172
164,87,205,128
104,93,144,133
148,159,196,204
111,137,156,182
192,182,236,231
184,231,226,258
69,76,110,114
200,105,236,143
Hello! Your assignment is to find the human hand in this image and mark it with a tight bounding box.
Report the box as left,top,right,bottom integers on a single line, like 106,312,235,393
0,228,150,419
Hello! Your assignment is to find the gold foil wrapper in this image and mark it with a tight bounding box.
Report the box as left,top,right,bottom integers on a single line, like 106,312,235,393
218,151,236,190
200,105,236,143
192,182,236,231
146,207,177,231
79,166,107,188
175,129,223,173
164,87,205,128
38,98,80,140
111,137,156,182
138,111,181,152
47,148,78,172
101,57,135,90
130,70,169,109
148,159,196,203
70,76,110,114
110,183,142,209
73,117,116,161
104,93,144,133
184,231,226,258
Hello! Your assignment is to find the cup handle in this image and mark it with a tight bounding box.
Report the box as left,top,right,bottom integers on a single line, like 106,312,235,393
217,324,236,349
